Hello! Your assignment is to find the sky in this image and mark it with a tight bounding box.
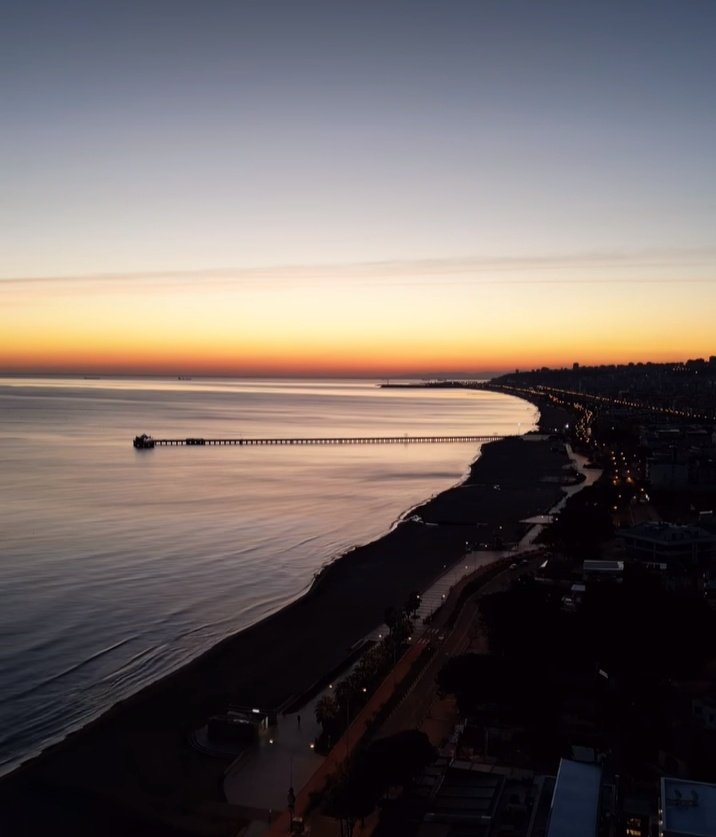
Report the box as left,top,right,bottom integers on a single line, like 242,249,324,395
1,0,715,376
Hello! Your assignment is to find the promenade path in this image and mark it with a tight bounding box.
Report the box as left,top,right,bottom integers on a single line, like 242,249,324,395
260,552,528,837
263,635,430,836
224,697,323,817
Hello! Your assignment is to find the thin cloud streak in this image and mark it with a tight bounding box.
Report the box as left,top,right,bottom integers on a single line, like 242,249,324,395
1,247,715,290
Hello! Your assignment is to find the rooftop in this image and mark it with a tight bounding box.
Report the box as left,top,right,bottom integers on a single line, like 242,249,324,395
423,764,504,831
583,560,624,572
661,777,716,836
546,758,602,837
621,522,715,544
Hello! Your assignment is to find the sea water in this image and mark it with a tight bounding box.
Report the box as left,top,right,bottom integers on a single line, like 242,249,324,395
0,377,536,775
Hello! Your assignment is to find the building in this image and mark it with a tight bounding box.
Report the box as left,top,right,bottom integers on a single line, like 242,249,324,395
620,522,716,566
647,454,689,490
691,697,716,731
622,795,654,837
419,762,505,835
207,710,260,746
545,758,602,837
562,582,586,612
660,777,716,836
582,560,624,583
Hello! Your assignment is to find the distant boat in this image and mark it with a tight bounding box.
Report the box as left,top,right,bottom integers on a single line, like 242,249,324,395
133,434,155,449
177,376,192,380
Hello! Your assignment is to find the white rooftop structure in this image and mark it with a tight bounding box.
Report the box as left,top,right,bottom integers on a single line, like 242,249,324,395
583,560,624,574
546,758,602,837
660,777,716,837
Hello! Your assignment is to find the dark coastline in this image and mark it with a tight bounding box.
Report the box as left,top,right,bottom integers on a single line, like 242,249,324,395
0,397,574,836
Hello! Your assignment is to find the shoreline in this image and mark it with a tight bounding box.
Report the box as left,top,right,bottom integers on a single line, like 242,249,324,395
0,429,492,781
0,396,575,836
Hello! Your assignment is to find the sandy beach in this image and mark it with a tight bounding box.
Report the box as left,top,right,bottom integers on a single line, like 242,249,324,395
0,397,573,837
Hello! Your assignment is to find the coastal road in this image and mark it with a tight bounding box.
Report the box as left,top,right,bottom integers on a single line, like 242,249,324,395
376,556,541,741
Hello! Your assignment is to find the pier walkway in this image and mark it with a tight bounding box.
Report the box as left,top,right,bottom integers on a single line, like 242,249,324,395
133,434,506,449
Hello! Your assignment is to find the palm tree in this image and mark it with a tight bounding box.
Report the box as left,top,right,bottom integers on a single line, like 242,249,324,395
404,590,421,618
315,694,339,733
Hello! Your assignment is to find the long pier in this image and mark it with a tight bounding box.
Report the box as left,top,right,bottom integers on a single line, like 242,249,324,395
133,433,505,449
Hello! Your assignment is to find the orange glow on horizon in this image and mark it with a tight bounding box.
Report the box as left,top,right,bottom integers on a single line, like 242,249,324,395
2,264,715,376
0,341,709,378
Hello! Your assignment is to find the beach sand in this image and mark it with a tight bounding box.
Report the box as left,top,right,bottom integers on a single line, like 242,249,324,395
0,398,573,836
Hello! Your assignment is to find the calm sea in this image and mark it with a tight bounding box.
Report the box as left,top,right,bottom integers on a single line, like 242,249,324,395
0,377,536,776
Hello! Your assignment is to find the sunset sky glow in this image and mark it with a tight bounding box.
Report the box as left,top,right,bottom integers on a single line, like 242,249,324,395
2,1,715,375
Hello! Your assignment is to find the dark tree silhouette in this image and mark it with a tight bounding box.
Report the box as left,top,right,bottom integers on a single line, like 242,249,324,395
366,730,436,789
323,732,436,834
404,591,421,618
322,759,380,836
384,606,399,632
315,694,340,736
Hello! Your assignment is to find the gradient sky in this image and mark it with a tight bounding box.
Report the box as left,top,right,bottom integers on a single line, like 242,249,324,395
2,0,715,375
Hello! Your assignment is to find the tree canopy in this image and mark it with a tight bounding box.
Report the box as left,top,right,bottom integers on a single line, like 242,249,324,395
322,731,436,833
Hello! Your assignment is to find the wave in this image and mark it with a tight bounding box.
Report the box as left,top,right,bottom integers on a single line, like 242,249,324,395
5,635,139,703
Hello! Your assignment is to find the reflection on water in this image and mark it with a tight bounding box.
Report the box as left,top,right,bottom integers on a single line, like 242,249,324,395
0,377,536,775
